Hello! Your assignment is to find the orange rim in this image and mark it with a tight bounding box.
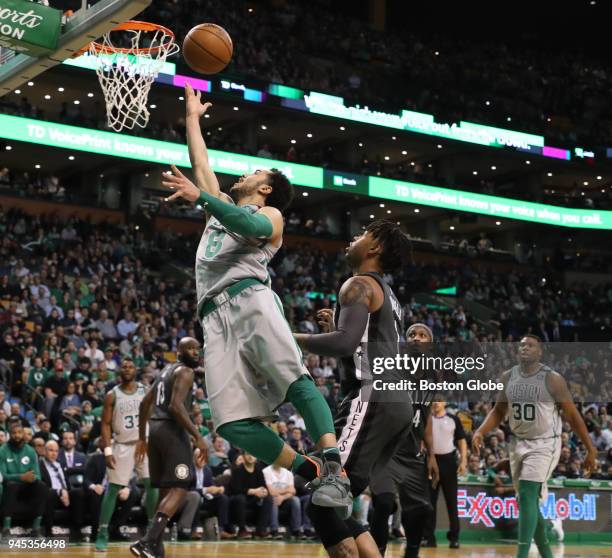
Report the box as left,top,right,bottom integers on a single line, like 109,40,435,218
85,20,176,56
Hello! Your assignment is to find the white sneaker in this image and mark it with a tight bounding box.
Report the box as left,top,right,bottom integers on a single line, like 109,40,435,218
550,518,564,542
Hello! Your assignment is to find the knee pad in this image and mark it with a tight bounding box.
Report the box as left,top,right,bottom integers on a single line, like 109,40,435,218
308,501,352,548
373,492,397,516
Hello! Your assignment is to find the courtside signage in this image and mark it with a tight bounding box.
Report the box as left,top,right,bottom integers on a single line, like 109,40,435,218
369,176,612,229
0,114,322,188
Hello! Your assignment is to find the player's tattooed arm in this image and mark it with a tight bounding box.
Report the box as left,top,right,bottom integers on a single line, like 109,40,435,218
548,371,598,476
472,370,510,455
295,277,373,357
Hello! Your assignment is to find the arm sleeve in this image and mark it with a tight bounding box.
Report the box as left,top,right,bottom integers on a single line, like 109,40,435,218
303,303,369,357
198,191,273,238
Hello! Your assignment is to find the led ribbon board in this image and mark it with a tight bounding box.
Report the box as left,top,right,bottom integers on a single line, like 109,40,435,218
0,114,322,188
369,176,612,229
64,55,576,160
1,114,610,229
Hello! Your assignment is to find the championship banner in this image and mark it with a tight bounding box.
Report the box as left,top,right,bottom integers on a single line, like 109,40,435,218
0,0,62,56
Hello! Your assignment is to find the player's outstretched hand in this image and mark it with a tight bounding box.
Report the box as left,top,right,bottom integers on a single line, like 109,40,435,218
317,308,335,333
135,440,147,466
471,431,484,456
163,165,200,203
185,82,212,119
583,448,598,478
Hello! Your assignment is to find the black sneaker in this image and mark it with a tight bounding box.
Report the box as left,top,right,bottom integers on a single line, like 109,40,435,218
449,540,460,549
422,538,437,548
129,540,161,558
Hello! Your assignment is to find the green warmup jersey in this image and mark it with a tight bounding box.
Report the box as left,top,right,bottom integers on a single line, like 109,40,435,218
504,364,562,440
111,383,147,443
195,203,278,313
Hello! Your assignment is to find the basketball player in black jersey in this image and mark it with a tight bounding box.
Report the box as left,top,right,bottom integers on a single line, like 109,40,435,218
294,220,413,558
370,323,440,558
130,337,206,558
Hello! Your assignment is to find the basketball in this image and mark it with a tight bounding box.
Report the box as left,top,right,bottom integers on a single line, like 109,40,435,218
182,23,233,75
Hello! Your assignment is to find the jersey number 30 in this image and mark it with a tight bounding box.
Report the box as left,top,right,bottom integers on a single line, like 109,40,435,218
512,403,535,421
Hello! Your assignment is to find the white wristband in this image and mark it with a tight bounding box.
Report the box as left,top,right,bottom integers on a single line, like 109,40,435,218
104,447,113,457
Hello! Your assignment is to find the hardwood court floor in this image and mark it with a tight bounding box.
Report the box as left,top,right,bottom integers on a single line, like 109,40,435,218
2,541,609,558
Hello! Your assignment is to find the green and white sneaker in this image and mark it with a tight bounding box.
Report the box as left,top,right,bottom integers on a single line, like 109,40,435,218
95,526,109,551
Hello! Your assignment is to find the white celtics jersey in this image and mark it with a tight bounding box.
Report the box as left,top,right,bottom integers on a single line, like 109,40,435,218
505,364,562,440
195,204,277,315
112,383,147,443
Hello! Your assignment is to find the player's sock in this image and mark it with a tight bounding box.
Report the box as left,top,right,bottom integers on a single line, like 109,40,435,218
143,512,169,546
534,511,554,558
286,375,336,444
2,517,10,529
517,480,541,558
218,419,285,464
321,447,341,465
97,483,120,531
32,516,42,529
291,453,319,480
142,478,159,519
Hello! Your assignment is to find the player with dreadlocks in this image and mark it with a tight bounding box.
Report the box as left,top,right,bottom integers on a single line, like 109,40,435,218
295,220,415,558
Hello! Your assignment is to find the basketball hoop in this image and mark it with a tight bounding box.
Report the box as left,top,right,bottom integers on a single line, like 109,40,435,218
87,21,179,132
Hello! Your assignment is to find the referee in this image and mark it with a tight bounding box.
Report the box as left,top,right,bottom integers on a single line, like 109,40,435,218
370,323,440,558
423,396,467,549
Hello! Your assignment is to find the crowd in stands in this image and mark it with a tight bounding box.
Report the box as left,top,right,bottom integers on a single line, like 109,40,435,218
141,0,611,147
0,205,610,540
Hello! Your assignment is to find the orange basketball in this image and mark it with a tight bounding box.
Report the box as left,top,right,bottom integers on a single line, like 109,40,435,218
182,23,233,75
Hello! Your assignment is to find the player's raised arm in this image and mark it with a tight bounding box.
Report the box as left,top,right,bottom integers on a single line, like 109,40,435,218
184,83,226,199
101,390,116,469
163,165,282,242
472,371,510,455
294,275,379,356
547,371,598,476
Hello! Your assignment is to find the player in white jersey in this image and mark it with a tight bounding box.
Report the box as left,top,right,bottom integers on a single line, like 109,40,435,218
473,335,596,558
159,83,351,516
94,358,158,551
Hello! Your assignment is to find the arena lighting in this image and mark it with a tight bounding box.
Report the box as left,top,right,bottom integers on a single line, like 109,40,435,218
401,150,407,155
507,117,512,121
204,114,210,118
57,87,64,92
150,104,157,109
306,133,313,138
387,209,391,214
178,96,184,101
414,208,420,213
597,175,602,179
370,214,375,219
14,89,21,94
473,171,478,175
44,95,51,100
4,114,611,229
73,100,80,105
485,101,491,106
290,139,296,144
260,125,267,130
526,160,531,164
491,165,497,170
410,162,415,166
27,82,34,86
379,203,385,208
437,144,442,149
35,164,40,169
495,221,501,225
392,136,397,140
302,192,309,197
584,181,589,186
547,172,553,176
339,126,345,131
68,156,75,160
384,156,390,160
88,93,94,98
5,145,12,150
450,225,455,230
233,106,239,111
358,142,364,147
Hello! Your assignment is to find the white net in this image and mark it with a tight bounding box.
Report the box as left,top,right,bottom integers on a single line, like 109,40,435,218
90,24,179,132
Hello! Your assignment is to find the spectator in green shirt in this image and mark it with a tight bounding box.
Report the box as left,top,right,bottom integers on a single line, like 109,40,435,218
0,423,48,536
